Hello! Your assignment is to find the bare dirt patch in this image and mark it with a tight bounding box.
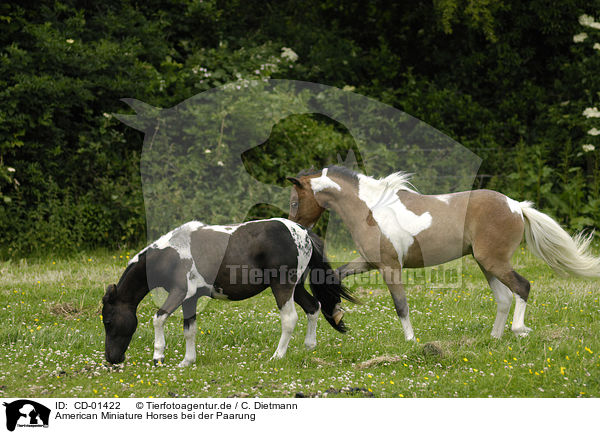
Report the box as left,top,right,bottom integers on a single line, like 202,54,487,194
50,302,82,319
538,326,569,343
355,355,404,369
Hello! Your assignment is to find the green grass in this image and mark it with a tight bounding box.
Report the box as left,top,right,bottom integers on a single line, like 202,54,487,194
0,246,599,398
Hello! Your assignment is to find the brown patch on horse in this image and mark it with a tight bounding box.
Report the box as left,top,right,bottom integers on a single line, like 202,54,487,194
366,210,376,226
288,175,325,227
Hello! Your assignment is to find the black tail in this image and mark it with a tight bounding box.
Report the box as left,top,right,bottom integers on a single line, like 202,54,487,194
306,231,360,333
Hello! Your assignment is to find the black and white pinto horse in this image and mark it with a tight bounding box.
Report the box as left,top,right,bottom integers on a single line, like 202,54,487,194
102,218,356,366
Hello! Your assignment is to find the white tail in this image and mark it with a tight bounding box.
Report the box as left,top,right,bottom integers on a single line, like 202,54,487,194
520,201,600,278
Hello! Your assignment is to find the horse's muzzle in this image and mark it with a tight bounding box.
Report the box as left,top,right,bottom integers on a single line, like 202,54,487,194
105,352,125,364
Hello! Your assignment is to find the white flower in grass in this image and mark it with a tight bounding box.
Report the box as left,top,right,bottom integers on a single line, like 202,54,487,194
281,47,298,62
579,14,600,30
204,149,211,154
594,43,600,51
573,33,588,43
587,128,600,136
217,161,224,167
66,39,74,44
7,167,15,173
583,107,600,118
582,144,596,152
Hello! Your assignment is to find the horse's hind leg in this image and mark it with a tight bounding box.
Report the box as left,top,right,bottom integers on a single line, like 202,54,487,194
293,282,321,351
270,283,298,360
508,272,532,337
476,261,531,338
153,288,187,365
478,264,514,338
179,296,199,367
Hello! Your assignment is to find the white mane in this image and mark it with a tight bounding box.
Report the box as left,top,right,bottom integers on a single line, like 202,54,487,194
378,171,417,193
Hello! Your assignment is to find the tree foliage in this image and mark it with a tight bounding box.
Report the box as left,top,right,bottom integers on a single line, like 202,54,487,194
1,0,599,257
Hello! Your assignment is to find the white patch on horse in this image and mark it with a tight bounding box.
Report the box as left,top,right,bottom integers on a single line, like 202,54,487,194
186,266,212,300
153,312,169,361
179,318,197,367
506,196,524,218
435,194,452,204
304,304,320,351
310,168,342,193
512,295,531,336
400,315,415,342
272,218,312,282
208,224,240,234
357,174,432,262
488,277,513,339
129,221,206,264
210,286,230,300
271,297,298,359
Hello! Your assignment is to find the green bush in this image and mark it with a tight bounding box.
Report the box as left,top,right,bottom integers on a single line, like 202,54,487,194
1,0,599,257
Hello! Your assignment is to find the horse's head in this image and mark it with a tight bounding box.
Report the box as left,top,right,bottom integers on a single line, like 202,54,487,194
287,172,326,228
102,284,138,364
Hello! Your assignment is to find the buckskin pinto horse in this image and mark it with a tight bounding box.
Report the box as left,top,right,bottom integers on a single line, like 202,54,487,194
102,218,357,367
287,166,600,340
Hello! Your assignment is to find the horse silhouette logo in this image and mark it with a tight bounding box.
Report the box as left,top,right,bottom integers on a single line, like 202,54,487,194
3,400,50,431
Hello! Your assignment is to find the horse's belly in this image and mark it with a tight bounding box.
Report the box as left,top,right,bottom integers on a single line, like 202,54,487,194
403,231,467,268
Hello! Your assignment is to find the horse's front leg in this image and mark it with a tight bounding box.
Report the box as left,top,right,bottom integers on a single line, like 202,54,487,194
153,288,187,365
336,256,374,279
179,296,199,367
334,257,374,323
381,266,415,342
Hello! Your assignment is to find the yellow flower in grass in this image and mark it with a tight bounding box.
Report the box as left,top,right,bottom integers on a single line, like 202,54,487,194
584,347,593,354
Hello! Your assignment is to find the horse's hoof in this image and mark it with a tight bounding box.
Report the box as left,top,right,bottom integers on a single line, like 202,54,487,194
305,342,317,351
513,326,532,337
178,359,195,368
270,352,284,361
332,304,344,325
153,357,165,366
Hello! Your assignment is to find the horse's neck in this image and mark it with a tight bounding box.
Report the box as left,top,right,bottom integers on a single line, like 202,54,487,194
325,183,375,242
117,262,150,308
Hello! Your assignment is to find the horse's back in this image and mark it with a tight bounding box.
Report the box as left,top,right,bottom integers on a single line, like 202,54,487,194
221,219,303,269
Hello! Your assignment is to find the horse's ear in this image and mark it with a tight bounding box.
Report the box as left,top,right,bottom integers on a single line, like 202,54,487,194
103,284,117,304
287,177,303,188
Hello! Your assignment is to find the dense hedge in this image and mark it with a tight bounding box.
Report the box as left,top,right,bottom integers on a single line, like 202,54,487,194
1,0,599,257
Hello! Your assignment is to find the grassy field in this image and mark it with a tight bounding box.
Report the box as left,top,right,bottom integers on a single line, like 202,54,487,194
0,244,599,398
